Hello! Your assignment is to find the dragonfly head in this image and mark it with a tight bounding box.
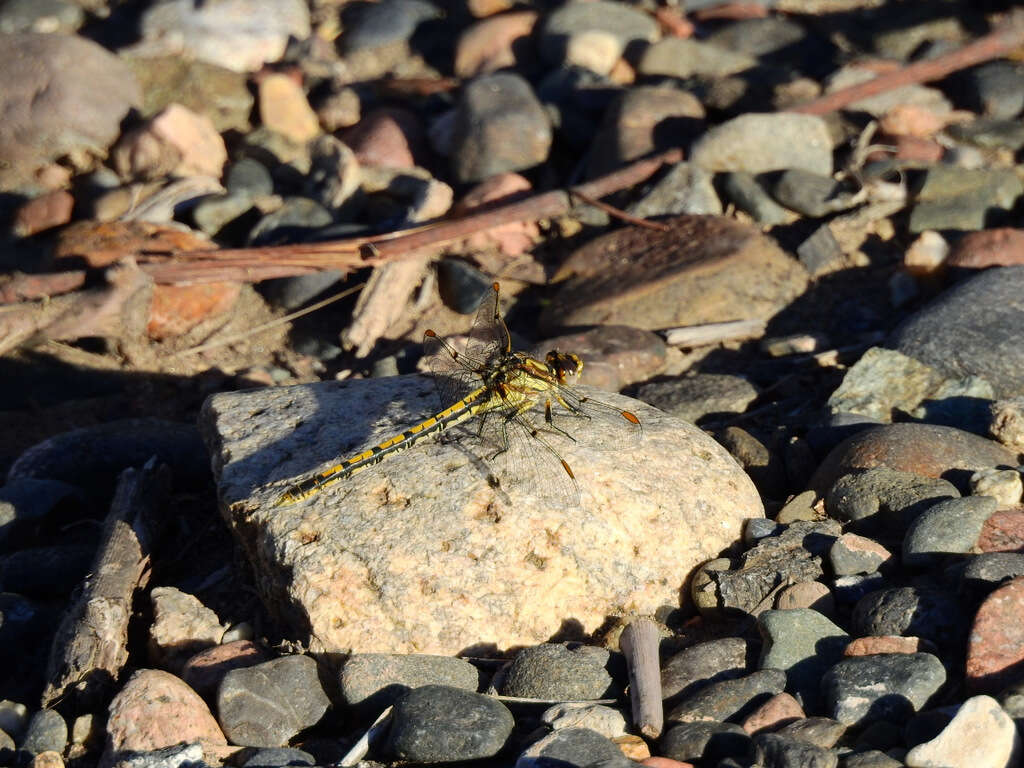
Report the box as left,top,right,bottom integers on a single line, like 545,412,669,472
545,351,584,384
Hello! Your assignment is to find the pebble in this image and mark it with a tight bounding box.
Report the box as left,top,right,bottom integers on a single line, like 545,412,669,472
821,653,946,727
852,587,967,651
659,721,750,764
216,655,330,748
540,703,627,738
716,427,788,502
776,716,847,748
537,0,658,69
690,113,834,175
776,581,836,616
890,266,1024,398
757,609,849,710
180,640,271,703
450,72,552,183
741,692,805,734
946,228,1024,269
257,73,320,143
902,496,997,567
515,726,629,768
721,171,792,226
137,0,311,72
148,587,227,673
660,637,753,708
843,636,938,657
344,107,422,169
842,750,904,768
387,685,514,763
824,64,952,116
961,553,1024,595
829,533,893,576
341,0,439,52
666,669,788,724
704,16,808,58
797,224,845,276
0,700,28,741
971,469,1024,508
959,61,1024,119
0,0,83,34
904,695,1021,768
0,32,141,191
339,653,481,711
909,167,1023,233
12,190,75,237
753,732,838,768
771,170,844,218
454,11,538,78
638,37,756,79
634,374,758,424
0,543,93,597
104,669,226,757
977,509,1024,554
239,747,316,767
500,643,617,701
810,424,1018,499
247,197,333,246
627,162,722,218
965,577,1024,695
18,710,66,758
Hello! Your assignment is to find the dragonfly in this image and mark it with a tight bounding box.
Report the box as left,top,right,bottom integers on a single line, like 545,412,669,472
274,282,642,507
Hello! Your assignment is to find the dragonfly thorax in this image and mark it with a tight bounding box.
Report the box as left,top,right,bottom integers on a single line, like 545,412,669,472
544,351,584,386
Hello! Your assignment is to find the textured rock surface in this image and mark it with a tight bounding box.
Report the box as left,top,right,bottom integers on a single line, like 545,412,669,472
202,375,762,654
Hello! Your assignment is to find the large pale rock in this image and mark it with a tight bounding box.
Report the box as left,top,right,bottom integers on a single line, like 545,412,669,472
201,376,763,654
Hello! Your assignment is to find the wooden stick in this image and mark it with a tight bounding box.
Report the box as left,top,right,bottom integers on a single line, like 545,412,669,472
41,458,170,709
339,706,393,767
663,319,766,348
789,9,1024,116
620,618,663,739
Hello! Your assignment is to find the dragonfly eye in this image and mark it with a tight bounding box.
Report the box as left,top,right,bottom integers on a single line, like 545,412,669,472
546,351,584,383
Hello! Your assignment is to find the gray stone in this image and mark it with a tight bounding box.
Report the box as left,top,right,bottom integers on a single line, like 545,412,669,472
715,427,788,502
776,717,847,748
18,709,66,756
109,742,206,768
753,732,838,768
902,495,997,568
824,467,960,532
217,656,330,748
705,16,807,57
192,193,256,236
451,72,552,183
757,609,849,710
796,224,845,276
822,653,946,727
829,534,892,577
515,727,629,768
539,703,627,738
634,374,758,424
0,33,141,191
0,477,83,547
388,685,513,763
961,553,1024,595
538,1,658,66
137,0,310,73
824,65,952,116
827,347,995,433
831,574,886,606
627,162,722,218
852,587,967,651
226,158,274,197
638,38,756,79
661,638,753,708
342,0,439,52
248,197,333,246
691,114,833,175
660,721,751,763
340,654,481,711
889,267,1024,398
772,170,843,218
501,644,616,701
909,166,1022,233
240,747,316,767
947,118,1024,152
666,669,788,724
961,61,1024,119
0,543,94,597
841,750,903,768
722,172,791,226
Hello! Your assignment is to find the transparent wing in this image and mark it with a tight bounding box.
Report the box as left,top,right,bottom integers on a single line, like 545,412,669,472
422,330,483,410
544,384,644,451
463,282,510,366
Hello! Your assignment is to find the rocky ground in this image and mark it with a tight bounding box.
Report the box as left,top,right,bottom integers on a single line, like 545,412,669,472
2,0,1024,767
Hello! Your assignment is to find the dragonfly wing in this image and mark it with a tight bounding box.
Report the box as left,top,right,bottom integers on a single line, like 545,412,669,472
544,384,644,450
464,282,510,365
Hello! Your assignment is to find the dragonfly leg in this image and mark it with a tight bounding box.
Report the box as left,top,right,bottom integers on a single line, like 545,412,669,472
543,399,579,442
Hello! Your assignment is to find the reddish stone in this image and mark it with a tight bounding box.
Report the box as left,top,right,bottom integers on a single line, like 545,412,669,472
13,190,74,237
344,108,423,169
693,2,770,20
844,636,938,657
181,640,271,703
946,228,1024,269
776,581,835,615
147,282,242,341
654,6,695,38
455,12,538,78
742,692,805,734
642,758,695,768
976,508,1024,553
454,172,538,256
965,577,1024,694
879,104,950,138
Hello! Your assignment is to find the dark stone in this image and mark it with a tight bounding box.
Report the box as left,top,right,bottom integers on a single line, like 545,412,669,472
902,496,997,568
18,709,66,757
821,653,946,727
714,427,788,502
796,224,844,276
538,0,658,65
839,750,903,768
889,266,1024,397
773,170,842,218
902,707,956,749
776,717,847,749
960,61,1024,120
0,543,95,597
824,467,960,533
721,172,790,226
961,553,1024,595
518,727,631,768
248,197,334,247
852,586,967,650
339,653,481,712
226,158,274,197
436,260,494,316
501,644,618,701
387,685,513,762
661,637,754,708
218,656,331,748
753,732,838,768
660,721,751,763
757,609,849,710
666,669,788,724
635,374,758,425
341,0,440,51
0,477,84,548
239,747,317,767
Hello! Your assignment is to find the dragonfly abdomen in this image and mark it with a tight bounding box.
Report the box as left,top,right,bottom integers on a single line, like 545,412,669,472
274,387,487,506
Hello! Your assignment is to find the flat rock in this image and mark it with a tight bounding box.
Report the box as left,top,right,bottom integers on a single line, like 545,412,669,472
666,669,788,724
821,653,945,727
661,638,754,708
889,266,1024,398
689,113,833,175
388,685,513,763
201,375,763,654
501,643,617,700
542,215,808,333
0,33,141,190
810,424,1018,498
339,653,481,710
